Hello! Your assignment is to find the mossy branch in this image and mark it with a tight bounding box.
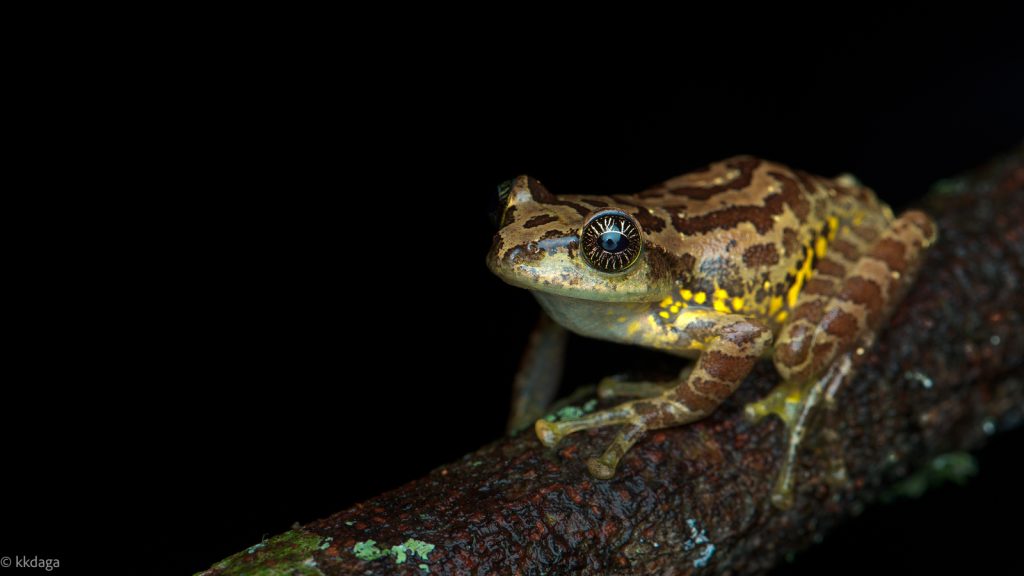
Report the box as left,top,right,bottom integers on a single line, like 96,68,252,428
199,148,1024,576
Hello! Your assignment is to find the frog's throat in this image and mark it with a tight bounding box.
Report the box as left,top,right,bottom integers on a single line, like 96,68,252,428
531,292,650,340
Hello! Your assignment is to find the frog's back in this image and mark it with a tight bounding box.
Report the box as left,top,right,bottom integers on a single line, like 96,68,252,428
564,156,894,328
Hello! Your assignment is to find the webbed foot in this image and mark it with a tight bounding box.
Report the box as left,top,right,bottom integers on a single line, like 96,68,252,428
745,355,853,509
535,397,690,478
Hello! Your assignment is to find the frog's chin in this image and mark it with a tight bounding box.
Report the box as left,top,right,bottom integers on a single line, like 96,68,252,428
530,291,652,341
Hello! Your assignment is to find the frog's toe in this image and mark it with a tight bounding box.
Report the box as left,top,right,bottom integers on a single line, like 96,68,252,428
534,419,563,447
587,456,617,479
586,421,647,480
744,400,769,422
770,486,795,510
744,379,807,428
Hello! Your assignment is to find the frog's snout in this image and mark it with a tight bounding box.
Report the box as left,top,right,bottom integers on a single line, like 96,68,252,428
505,242,543,265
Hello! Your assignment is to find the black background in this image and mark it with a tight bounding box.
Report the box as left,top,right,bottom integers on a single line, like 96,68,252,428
5,8,1023,575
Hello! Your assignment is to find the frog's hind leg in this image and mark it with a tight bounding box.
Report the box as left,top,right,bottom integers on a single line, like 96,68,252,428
750,210,937,508
537,315,772,479
507,313,568,434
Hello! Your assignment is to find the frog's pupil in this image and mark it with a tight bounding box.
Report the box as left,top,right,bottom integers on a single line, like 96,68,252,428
600,230,628,253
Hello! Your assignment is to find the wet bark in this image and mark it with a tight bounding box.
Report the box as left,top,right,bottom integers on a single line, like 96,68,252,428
199,148,1024,576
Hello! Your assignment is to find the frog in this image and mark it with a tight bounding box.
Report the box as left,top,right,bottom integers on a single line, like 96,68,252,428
486,156,937,508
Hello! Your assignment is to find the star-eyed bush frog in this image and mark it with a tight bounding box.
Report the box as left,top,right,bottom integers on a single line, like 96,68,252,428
487,156,937,508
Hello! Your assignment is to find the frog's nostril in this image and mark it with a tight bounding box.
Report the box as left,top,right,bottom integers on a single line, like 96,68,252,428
505,242,545,267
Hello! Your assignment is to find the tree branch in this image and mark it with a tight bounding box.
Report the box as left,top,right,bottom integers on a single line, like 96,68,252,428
199,148,1024,576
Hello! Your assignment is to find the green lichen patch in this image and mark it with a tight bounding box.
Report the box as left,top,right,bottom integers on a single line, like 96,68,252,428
404,539,435,560
353,540,387,561
195,530,326,576
544,400,599,423
352,538,436,567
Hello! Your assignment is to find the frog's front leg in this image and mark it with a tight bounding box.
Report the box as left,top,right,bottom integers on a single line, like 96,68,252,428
507,312,567,433
536,312,772,479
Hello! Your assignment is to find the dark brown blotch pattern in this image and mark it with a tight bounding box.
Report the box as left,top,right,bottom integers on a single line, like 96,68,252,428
768,171,811,220
743,243,780,267
823,309,859,339
632,208,666,233
523,214,558,229
663,156,761,200
702,351,756,383
830,239,861,262
869,238,908,273
782,228,800,258
815,258,847,278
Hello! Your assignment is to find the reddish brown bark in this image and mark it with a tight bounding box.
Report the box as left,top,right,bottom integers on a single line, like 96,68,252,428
205,148,1024,575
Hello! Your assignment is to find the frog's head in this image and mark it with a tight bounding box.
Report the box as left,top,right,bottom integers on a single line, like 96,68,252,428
486,176,672,302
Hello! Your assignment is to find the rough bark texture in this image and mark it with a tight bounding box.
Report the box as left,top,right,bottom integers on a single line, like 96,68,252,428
199,149,1024,576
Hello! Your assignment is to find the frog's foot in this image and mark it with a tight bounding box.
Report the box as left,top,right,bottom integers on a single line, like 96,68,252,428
744,378,826,510
535,397,695,479
587,419,648,479
534,403,635,448
745,356,853,508
744,379,807,426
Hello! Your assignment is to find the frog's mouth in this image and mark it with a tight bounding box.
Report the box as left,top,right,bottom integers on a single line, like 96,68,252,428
486,238,664,303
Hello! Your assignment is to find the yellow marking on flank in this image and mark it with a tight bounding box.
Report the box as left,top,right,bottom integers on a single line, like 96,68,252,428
763,280,772,291
694,292,707,304
713,299,731,313
680,289,693,301
659,311,670,319
713,288,729,301
787,276,804,309
627,320,642,336
775,310,789,323
827,216,840,241
787,246,815,308
688,340,706,351
670,305,680,314
769,295,783,315
732,297,744,311
659,296,674,308
815,236,828,259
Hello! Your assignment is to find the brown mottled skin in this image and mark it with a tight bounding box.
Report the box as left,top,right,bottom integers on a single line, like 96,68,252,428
487,156,937,508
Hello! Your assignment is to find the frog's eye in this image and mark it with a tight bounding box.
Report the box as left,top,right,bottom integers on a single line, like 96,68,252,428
581,210,642,273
